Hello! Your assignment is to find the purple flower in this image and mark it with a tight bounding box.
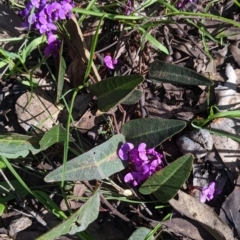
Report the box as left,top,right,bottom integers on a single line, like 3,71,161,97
19,2,33,17
124,172,140,186
47,32,57,44
104,56,118,69
27,12,37,25
118,142,164,186
39,22,57,34
200,182,216,203
176,0,194,8
125,0,133,16
39,9,49,25
46,3,61,21
118,142,134,160
31,0,40,8
58,2,73,19
44,39,61,58
129,148,145,166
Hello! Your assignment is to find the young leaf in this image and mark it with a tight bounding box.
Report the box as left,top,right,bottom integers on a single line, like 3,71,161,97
121,118,186,147
36,190,100,240
0,134,41,158
128,227,154,240
149,60,213,86
139,27,169,54
139,154,194,203
45,134,126,182
88,75,143,112
39,125,72,150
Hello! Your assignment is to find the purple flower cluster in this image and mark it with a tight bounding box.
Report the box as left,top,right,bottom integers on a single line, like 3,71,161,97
118,142,164,186
19,0,74,57
200,182,219,203
176,0,194,8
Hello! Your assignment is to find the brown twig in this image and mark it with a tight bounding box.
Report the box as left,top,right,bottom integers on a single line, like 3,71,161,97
84,181,131,222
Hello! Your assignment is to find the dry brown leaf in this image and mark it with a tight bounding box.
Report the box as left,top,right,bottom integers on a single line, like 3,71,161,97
219,175,240,236
75,109,104,133
163,217,215,240
60,199,82,211
83,19,103,50
172,42,204,59
66,16,101,83
229,44,240,67
15,88,61,132
169,190,234,240
73,183,87,197
204,20,240,40
210,118,240,179
66,56,85,88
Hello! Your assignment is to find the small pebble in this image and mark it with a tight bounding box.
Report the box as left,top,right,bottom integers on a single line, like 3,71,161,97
8,216,32,238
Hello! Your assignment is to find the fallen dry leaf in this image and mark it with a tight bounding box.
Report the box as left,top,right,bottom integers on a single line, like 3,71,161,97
15,88,61,132
219,175,240,237
163,217,215,240
66,16,101,83
229,44,240,67
169,190,234,240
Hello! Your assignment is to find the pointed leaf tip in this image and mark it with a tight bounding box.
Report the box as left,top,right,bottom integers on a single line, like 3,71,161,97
149,60,213,86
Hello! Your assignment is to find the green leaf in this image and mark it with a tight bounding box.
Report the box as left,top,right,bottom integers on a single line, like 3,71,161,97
140,28,169,54
128,227,154,240
21,36,46,63
56,41,66,103
39,125,71,150
0,47,21,60
36,190,100,240
121,118,186,147
0,179,29,202
0,158,6,169
0,203,6,215
0,134,41,158
149,60,213,86
34,190,66,219
88,75,144,112
139,154,194,203
120,89,143,105
45,134,126,182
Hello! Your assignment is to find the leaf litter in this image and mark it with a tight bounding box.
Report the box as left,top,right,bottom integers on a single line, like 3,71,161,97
1,0,240,239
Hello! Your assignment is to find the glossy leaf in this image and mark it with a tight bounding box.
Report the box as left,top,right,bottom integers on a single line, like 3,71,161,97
149,60,213,86
88,75,143,112
120,89,143,105
121,118,186,147
0,134,40,158
37,190,100,240
39,125,71,150
139,154,194,203
45,134,126,182
128,227,154,240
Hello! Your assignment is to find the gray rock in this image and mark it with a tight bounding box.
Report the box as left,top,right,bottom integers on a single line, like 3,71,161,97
177,135,207,158
189,129,213,151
